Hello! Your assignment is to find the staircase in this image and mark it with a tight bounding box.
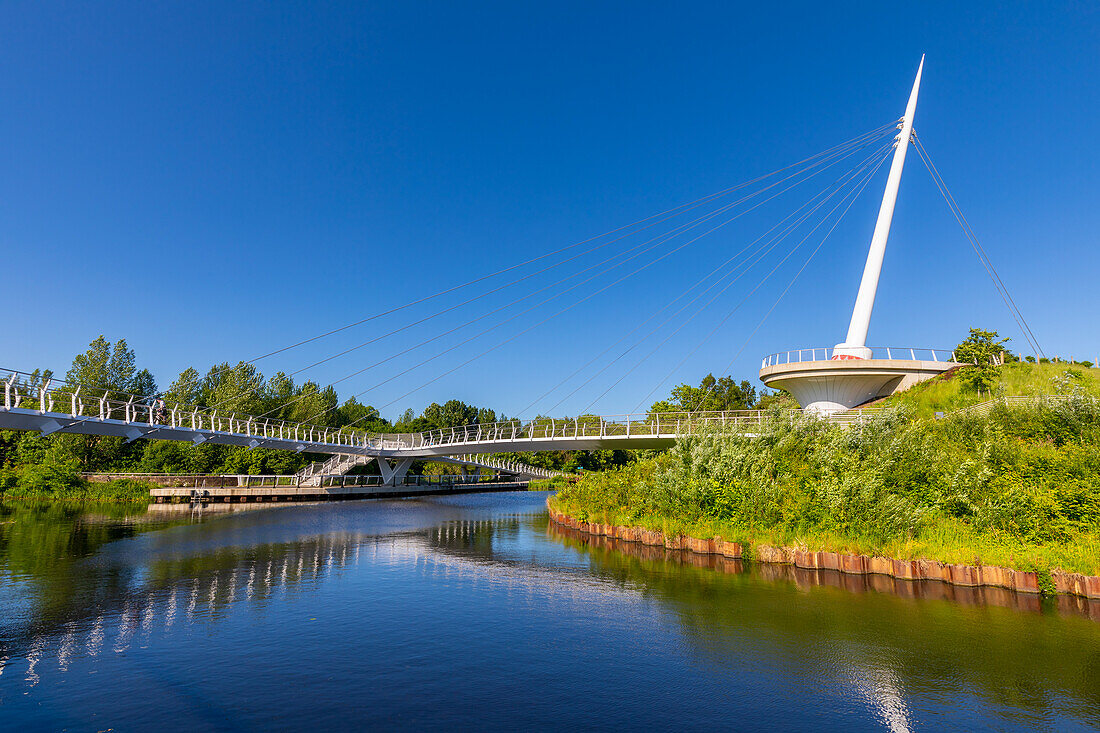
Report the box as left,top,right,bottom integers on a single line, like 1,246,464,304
296,453,371,487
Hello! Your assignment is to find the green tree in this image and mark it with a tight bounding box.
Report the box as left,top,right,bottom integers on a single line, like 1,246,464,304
336,398,389,431
130,369,158,398
264,371,296,414
422,400,478,429
651,374,757,413
66,336,136,394
166,367,202,405
285,382,339,425
54,337,147,470
201,362,265,415
755,387,798,410
954,328,1009,394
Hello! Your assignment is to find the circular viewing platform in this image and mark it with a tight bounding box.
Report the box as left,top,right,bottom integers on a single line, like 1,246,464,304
759,347,960,414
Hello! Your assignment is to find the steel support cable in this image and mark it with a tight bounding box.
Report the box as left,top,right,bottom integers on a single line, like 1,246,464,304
204,122,901,377
49,124,895,441
556,200,838,416
528,142,895,418
258,136,893,428
154,127,894,434
681,147,895,415
354,149,902,422
641,146,894,414
591,146,893,415
513,192,830,418
310,139,893,422
274,128,889,383
912,132,1040,355
911,132,1043,357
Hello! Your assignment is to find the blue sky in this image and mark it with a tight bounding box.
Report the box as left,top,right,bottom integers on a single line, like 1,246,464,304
2,2,1097,419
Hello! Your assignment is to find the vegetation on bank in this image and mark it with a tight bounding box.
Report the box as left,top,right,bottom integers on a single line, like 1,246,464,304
0,460,156,502
10,321,1100,541
528,475,570,491
552,395,1100,578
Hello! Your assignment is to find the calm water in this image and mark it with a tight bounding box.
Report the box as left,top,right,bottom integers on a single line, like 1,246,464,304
1,492,1099,731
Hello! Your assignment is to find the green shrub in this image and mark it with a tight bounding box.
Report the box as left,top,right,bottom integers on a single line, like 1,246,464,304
0,459,154,502
14,460,85,496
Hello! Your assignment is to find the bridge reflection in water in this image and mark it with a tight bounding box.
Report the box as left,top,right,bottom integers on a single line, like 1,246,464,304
1,502,595,689
2,497,1099,731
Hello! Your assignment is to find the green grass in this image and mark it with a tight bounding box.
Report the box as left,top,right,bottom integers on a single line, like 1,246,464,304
528,475,569,490
874,362,1100,416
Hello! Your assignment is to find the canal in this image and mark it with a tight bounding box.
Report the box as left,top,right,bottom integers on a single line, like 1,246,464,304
2,492,1098,730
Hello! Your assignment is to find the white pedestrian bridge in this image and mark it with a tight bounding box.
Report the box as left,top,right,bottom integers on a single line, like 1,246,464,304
2,369,876,482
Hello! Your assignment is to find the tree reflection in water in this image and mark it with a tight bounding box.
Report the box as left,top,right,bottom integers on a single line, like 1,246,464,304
547,522,1100,730
1,497,1098,731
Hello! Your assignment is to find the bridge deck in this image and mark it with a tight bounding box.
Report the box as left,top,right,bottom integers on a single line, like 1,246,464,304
1,369,876,463
0,405,755,457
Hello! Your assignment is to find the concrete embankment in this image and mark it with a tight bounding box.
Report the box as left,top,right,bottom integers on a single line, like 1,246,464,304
547,499,1100,602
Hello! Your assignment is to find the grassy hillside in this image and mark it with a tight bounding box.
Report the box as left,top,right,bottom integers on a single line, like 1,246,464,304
873,362,1100,416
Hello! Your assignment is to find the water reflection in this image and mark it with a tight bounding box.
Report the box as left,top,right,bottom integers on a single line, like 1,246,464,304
2,496,1099,731
547,522,1100,620
548,522,1100,730
1,500,569,688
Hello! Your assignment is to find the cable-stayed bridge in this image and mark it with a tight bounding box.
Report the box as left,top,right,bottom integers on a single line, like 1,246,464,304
1,58,1038,485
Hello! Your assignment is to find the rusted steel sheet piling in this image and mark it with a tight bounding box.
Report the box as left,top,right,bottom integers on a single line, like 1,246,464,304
547,500,1100,602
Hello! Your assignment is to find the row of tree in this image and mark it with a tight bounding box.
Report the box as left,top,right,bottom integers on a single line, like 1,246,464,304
4,335,782,476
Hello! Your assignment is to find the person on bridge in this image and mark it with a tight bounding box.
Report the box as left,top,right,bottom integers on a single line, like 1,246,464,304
154,398,168,424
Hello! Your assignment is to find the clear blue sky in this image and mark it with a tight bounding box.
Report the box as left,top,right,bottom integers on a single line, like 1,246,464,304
2,2,1097,419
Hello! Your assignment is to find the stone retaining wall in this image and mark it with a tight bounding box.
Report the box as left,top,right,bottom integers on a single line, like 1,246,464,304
547,499,1100,601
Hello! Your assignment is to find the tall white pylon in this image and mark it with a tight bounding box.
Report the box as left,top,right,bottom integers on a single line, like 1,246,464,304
833,55,924,360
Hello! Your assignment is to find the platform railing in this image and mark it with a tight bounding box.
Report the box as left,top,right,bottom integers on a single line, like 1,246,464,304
761,347,958,368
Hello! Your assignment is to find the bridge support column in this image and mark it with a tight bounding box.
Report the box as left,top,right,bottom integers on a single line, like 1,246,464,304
377,458,413,485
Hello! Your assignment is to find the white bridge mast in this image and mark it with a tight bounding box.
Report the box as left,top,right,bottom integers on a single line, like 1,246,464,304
833,55,924,360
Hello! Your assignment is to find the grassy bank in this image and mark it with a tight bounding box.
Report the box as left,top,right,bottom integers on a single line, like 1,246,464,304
528,475,569,490
0,460,155,502
875,361,1100,416
551,397,1100,578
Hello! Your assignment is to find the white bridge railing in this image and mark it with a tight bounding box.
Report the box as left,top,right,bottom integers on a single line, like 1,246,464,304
761,346,957,368
3,369,373,451
391,411,775,450
2,368,881,455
